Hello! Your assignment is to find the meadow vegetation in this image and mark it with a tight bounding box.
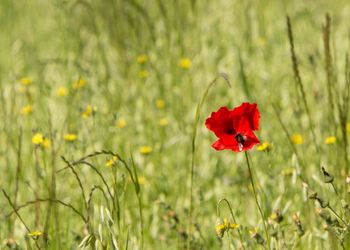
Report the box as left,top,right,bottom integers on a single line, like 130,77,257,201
1,0,350,249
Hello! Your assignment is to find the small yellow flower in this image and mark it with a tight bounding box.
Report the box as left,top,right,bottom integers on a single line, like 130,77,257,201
156,99,165,109
72,78,86,89
81,104,95,118
137,54,149,64
215,223,226,238
215,218,239,238
137,176,146,185
20,77,32,86
21,105,33,115
128,176,147,185
268,210,283,224
139,146,152,155
249,227,265,244
138,70,149,79
324,136,336,145
64,133,77,142
159,118,169,126
56,86,68,97
32,133,51,149
291,133,303,145
42,138,51,149
116,118,127,128
106,156,118,167
249,227,259,236
32,133,44,145
28,231,42,237
179,58,192,69
257,142,272,152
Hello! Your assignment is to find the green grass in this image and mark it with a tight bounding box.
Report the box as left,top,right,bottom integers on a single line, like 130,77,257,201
1,0,350,249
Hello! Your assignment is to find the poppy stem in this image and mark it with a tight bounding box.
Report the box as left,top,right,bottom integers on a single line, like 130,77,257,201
244,151,270,248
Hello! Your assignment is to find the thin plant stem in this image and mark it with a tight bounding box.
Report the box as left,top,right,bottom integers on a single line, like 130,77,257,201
286,16,320,159
217,198,245,249
58,150,144,248
273,104,308,184
2,189,41,250
330,183,339,196
327,206,348,227
2,188,31,232
187,73,230,249
244,151,270,248
130,154,144,250
5,197,87,223
87,185,110,212
13,128,23,236
323,13,336,132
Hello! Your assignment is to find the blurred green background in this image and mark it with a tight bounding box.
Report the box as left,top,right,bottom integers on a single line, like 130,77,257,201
1,0,350,249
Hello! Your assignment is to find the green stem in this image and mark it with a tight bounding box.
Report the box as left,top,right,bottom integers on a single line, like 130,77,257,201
217,198,245,249
244,151,270,248
187,73,230,249
327,205,348,227
137,194,144,250
330,183,338,196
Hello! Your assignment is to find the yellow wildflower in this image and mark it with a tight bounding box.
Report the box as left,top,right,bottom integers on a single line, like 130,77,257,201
21,105,33,115
268,210,283,224
42,138,51,149
215,218,239,238
159,118,169,126
56,86,68,97
81,104,95,118
257,142,272,152
116,118,127,128
32,133,44,145
32,133,51,149
106,156,118,167
128,176,147,185
137,176,146,185
64,133,77,142
137,54,149,64
291,133,303,145
249,227,265,244
20,77,32,86
28,231,42,237
156,99,165,109
324,136,336,145
139,146,152,155
72,78,86,89
179,58,192,69
249,227,259,236
138,70,149,79
215,223,226,238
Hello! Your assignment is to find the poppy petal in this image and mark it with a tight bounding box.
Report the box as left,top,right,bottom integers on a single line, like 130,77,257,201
212,135,240,152
242,131,260,150
205,107,233,137
231,103,260,131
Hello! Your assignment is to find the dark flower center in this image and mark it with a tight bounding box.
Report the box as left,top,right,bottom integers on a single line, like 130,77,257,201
225,128,235,135
235,133,245,144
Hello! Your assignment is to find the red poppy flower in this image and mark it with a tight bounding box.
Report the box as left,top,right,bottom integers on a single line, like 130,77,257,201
205,103,260,152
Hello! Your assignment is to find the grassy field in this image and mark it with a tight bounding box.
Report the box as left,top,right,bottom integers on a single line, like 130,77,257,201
1,0,350,249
